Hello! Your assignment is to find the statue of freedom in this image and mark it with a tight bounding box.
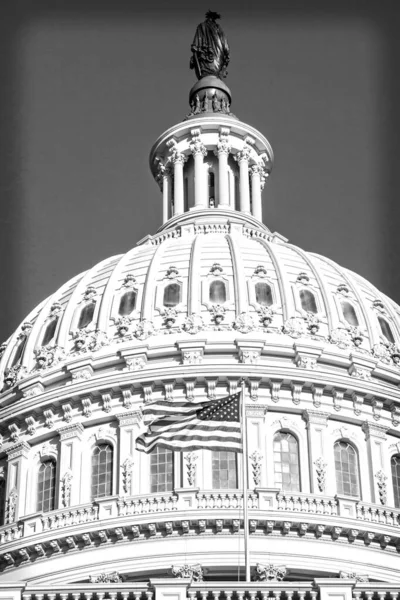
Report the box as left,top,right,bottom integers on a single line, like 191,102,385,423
190,11,230,80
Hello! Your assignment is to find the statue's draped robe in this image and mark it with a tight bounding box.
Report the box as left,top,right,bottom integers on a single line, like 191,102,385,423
190,19,230,79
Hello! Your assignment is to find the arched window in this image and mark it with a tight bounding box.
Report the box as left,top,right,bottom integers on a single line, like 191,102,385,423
341,301,359,327
91,443,113,499
299,289,318,313
209,280,227,304
255,282,273,306
119,290,137,316
163,283,181,307
208,171,215,205
212,451,237,489
37,460,56,513
391,455,400,508
150,447,173,493
334,441,359,497
42,318,58,346
378,317,395,344
273,431,300,491
78,303,95,329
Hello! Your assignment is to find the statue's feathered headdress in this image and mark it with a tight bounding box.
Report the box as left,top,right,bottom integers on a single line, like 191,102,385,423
205,11,221,21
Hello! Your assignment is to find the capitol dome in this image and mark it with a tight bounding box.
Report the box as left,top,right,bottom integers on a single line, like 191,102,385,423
1,12,400,600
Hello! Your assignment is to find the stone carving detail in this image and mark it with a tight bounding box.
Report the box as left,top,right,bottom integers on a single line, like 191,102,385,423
375,470,388,505
164,381,175,402
71,367,93,381
252,563,287,582
134,320,156,341
314,457,327,493
350,366,372,381
4,364,27,388
305,313,320,336
240,350,260,365
34,345,65,370
113,316,133,338
171,564,203,582
126,356,146,371
339,571,369,582
184,452,198,486
71,329,108,353
166,265,179,279
83,286,97,302
283,317,306,339
183,314,204,334
258,306,274,328
142,383,154,404
211,304,226,325
235,144,252,164
391,403,400,427
297,272,310,284
352,392,363,416
329,327,352,349
90,572,122,583
25,416,37,436
233,312,255,334
250,450,262,486
163,308,178,329
122,273,137,287
8,423,20,443
189,132,207,157
372,343,392,364
62,403,73,423
121,458,134,494
207,379,218,400
5,488,18,524
185,379,196,401
61,470,73,508
296,356,317,369
183,351,203,365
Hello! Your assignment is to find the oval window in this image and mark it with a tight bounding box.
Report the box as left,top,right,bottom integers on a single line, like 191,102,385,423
210,280,227,304
42,318,58,346
378,317,395,343
78,303,95,329
341,301,359,327
255,282,273,306
119,290,137,316
163,283,181,307
299,289,317,313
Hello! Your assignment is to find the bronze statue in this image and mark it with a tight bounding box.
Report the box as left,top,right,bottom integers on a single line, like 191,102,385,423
190,11,230,80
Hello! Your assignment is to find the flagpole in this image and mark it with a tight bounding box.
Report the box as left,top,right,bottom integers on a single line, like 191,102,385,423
240,378,250,582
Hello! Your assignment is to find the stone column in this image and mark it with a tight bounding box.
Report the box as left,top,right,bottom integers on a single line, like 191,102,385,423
235,145,252,213
190,131,207,208
250,164,263,221
57,423,84,508
157,163,172,224
362,421,390,505
170,149,186,216
302,409,330,495
5,441,30,522
216,132,231,207
116,411,142,496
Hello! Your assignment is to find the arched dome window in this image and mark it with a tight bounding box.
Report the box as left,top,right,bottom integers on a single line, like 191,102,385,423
163,283,181,308
255,282,273,306
391,455,400,508
341,301,359,327
150,447,173,493
334,441,359,497
299,289,317,314
208,171,215,206
378,317,395,344
37,460,56,513
78,302,95,329
10,338,27,367
41,318,58,346
212,451,237,489
91,443,113,499
273,431,300,491
119,290,137,316
210,280,227,304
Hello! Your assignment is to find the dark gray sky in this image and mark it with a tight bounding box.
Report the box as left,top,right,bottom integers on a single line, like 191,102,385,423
1,0,400,343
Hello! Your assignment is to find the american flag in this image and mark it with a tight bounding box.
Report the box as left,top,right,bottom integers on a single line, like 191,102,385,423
136,393,242,453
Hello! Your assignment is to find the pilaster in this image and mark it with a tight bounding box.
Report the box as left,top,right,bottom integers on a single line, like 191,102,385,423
57,423,84,508
116,411,142,496
302,410,330,495
362,421,390,505
5,441,31,522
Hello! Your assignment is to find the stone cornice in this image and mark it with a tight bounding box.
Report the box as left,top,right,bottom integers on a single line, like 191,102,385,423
6,441,30,461
57,422,84,441
302,410,331,427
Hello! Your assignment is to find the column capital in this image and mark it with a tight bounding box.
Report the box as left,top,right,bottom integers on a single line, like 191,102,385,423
250,164,263,176
216,139,231,156
170,149,187,165
57,422,84,441
190,138,207,157
362,420,389,440
116,410,142,427
235,145,252,163
302,409,330,427
6,441,31,460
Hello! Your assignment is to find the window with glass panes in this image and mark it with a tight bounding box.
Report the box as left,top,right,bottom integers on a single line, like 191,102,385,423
150,447,173,492
209,280,227,304
273,431,300,491
299,289,318,313
255,282,273,306
212,451,237,489
391,455,400,507
37,460,56,513
91,443,113,499
341,301,359,327
334,441,359,497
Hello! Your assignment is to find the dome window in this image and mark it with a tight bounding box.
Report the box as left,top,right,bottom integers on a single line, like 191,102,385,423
378,316,395,344
273,431,300,492
77,302,95,329
0,474,6,526
299,289,317,314
150,447,173,493
10,338,27,367
391,455,400,508
212,450,237,489
208,171,215,206
341,301,359,327
119,290,137,316
334,441,359,497
210,280,227,304
255,282,273,306
163,283,181,308
41,318,58,346
91,443,113,499
37,460,56,513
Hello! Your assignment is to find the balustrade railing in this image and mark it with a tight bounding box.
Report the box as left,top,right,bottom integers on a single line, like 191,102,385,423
23,584,152,600
196,491,259,510
189,582,316,600
41,503,99,531
355,502,400,527
276,492,338,516
117,493,178,516
0,523,23,545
